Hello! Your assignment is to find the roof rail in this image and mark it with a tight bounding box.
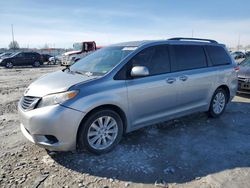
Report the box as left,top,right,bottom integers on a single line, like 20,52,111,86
168,37,218,44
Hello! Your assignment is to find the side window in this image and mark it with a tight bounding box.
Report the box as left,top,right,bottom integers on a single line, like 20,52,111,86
16,53,24,58
29,53,36,58
130,45,170,76
206,46,231,66
26,53,37,58
23,53,30,58
172,45,207,71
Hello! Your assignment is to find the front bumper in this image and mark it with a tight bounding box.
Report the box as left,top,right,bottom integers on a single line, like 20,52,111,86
18,103,85,151
238,79,250,94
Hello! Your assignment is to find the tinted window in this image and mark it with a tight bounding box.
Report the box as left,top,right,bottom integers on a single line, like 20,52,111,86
24,53,31,57
130,45,170,76
172,45,207,71
27,53,35,57
206,46,231,66
16,53,24,58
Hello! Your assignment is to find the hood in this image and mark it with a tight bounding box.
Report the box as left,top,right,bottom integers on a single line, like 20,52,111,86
63,50,81,56
238,66,250,78
1,57,11,61
25,70,97,97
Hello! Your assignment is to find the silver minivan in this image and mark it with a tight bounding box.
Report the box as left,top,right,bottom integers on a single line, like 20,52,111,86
18,38,238,154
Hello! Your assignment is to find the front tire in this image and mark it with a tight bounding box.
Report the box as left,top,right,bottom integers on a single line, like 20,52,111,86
78,109,123,154
5,62,13,68
208,88,227,118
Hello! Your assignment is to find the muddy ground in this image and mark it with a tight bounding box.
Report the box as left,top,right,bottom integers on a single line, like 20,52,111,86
0,65,250,188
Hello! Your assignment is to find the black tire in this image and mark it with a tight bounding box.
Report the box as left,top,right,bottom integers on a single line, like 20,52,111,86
208,88,228,118
5,62,13,68
77,109,123,154
33,61,41,67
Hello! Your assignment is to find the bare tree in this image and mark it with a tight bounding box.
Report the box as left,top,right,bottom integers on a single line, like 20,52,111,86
43,43,49,49
9,41,20,49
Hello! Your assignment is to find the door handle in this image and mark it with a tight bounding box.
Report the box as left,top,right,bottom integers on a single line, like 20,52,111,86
179,75,188,81
166,78,176,84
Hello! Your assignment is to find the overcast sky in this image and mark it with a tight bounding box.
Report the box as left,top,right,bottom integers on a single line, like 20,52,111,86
0,0,250,48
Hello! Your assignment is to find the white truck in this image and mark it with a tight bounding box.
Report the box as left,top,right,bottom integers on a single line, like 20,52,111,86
61,41,98,66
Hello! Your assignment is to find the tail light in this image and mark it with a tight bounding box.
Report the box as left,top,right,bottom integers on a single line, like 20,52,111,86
234,66,240,72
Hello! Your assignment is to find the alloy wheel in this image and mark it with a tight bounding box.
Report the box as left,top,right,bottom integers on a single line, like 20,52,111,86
6,62,13,68
87,116,118,150
212,92,226,114
34,61,40,67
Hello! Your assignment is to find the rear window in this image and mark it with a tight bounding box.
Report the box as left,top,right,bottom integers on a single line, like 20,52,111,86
206,46,231,66
172,45,207,71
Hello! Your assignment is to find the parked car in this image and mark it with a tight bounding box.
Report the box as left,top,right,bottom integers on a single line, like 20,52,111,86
41,54,52,63
245,51,250,57
18,38,238,154
0,52,43,68
48,55,61,65
0,52,14,59
231,51,246,60
238,58,250,94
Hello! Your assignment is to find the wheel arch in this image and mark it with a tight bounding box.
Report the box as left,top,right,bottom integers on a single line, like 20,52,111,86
216,85,230,103
76,104,128,148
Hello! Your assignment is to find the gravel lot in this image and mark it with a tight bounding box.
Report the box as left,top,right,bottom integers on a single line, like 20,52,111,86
0,65,250,188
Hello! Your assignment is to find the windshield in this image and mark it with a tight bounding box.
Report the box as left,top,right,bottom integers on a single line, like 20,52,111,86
0,52,13,58
10,52,20,57
240,58,250,67
70,46,136,76
73,43,83,51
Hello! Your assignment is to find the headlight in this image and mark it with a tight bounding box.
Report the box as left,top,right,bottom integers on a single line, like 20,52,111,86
0,59,3,63
37,90,78,108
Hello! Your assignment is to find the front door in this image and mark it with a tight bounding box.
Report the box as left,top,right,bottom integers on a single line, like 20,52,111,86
13,53,25,65
126,45,178,128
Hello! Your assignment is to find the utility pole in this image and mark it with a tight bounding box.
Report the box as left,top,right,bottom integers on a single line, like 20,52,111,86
11,24,16,50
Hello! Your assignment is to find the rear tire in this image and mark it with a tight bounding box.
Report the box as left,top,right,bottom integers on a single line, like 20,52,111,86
208,88,228,118
77,109,123,154
33,61,41,67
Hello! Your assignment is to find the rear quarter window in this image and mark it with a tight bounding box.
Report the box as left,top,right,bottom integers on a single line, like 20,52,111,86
206,46,231,66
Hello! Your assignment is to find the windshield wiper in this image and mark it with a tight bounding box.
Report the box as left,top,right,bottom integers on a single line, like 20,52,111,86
74,71,94,77
73,70,86,75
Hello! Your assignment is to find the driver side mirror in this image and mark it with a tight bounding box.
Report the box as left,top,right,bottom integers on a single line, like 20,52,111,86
130,66,149,77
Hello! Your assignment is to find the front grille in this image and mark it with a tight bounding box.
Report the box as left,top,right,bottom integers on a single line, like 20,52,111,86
62,55,69,63
21,96,40,110
238,77,247,82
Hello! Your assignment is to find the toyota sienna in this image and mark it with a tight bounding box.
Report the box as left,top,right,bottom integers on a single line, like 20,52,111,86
18,38,238,154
